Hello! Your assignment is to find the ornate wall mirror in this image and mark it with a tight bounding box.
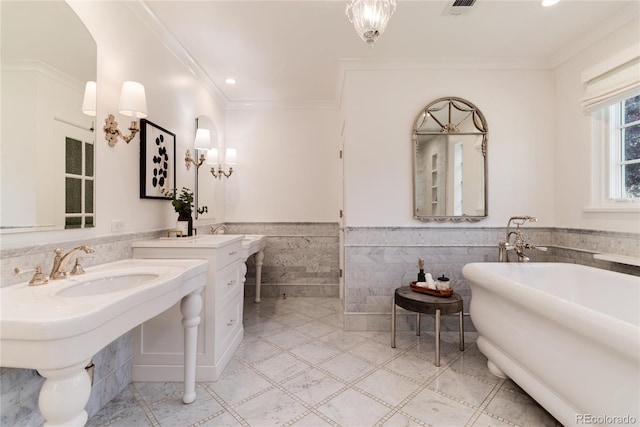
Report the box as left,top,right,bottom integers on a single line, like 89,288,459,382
413,97,488,222
1,1,97,233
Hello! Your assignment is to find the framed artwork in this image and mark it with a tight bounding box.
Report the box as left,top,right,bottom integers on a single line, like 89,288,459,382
140,119,176,199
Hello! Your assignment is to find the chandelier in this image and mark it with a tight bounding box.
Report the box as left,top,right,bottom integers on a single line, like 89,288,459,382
346,0,397,46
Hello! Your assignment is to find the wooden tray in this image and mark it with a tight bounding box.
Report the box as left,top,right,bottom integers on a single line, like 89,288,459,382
410,281,453,298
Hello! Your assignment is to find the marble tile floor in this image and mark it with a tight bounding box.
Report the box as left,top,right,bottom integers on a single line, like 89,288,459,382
87,297,562,427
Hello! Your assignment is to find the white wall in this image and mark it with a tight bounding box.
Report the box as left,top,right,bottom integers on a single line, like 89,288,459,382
553,17,640,234
2,3,636,251
224,108,341,222
0,1,226,249
342,67,555,228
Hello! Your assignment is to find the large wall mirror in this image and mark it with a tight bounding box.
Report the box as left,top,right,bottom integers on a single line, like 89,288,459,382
1,1,97,233
413,97,488,222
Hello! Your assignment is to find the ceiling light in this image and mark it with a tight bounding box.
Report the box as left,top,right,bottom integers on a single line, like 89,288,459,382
541,0,559,6
346,0,396,46
225,78,236,85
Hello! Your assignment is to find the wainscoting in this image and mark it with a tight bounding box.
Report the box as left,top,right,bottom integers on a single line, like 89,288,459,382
223,222,340,299
343,227,639,333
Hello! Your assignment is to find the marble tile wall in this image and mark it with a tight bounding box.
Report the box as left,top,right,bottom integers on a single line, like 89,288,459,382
223,223,340,298
1,230,165,287
343,226,639,332
552,227,640,275
0,230,163,427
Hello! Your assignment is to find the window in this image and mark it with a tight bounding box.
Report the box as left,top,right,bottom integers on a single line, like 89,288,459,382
609,95,640,199
589,93,640,211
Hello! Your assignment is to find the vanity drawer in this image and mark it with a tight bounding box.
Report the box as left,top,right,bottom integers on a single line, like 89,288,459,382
215,295,243,356
215,260,242,308
214,240,243,270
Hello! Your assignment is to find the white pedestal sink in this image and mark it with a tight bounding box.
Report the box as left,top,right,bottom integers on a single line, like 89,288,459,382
0,258,208,426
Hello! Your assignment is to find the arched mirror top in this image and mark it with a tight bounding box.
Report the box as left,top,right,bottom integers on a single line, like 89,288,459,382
413,97,488,143
412,97,488,223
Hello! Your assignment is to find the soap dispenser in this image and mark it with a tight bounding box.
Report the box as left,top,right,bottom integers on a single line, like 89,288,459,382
417,258,426,282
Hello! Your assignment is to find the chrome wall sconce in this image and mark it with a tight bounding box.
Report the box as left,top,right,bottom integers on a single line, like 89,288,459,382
208,148,237,179
103,81,148,147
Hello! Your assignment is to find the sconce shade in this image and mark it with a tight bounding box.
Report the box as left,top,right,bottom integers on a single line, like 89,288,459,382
82,81,97,117
225,148,237,165
117,81,148,118
206,148,219,165
194,128,211,150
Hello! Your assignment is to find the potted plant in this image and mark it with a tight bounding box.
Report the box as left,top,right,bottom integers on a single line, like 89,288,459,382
163,187,207,236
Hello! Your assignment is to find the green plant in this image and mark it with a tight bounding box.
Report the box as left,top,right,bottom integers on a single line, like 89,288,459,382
163,187,207,215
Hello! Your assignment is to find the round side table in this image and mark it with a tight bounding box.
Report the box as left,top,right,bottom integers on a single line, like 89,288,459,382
391,286,464,366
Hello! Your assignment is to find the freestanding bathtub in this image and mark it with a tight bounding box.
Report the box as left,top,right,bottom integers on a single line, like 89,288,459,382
462,262,639,427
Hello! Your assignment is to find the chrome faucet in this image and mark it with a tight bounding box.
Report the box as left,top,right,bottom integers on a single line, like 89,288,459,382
49,246,95,280
499,216,547,262
209,224,227,235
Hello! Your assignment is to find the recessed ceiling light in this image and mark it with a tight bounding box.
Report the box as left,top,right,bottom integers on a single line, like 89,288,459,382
541,0,559,7
225,78,236,85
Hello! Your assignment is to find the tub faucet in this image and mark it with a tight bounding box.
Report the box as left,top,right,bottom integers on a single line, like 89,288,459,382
499,216,546,262
49,246,95,280
209,224,226,235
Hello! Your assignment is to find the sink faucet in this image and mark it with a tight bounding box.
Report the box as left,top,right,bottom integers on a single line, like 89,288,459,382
499,216,547,262
209,224,226,235
49,246,95,280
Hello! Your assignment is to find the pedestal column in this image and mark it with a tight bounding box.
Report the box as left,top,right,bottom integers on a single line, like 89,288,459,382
37,359,92,426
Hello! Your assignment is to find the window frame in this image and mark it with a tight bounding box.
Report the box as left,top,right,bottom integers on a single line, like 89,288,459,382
587,93,640,213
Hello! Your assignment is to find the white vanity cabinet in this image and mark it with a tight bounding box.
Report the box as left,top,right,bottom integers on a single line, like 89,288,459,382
131,235,244,381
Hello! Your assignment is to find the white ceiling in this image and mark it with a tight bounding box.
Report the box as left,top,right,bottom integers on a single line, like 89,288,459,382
135,0,639,107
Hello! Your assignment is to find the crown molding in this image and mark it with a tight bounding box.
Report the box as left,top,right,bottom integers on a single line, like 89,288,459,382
2,59,84,92
225,100,338,111
125,0,229,108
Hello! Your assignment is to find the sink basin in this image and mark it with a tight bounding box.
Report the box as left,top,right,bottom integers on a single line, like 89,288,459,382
57,273,159,297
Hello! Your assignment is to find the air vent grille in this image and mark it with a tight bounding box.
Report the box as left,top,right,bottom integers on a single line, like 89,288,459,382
442,0,477,16
452,0,476,6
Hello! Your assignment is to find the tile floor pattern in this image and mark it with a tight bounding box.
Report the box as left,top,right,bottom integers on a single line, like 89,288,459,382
88,297,562,427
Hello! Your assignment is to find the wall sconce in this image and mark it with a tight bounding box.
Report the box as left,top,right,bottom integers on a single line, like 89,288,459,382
208,148,236,179
185,120,213,170
82,81,97,117
103,81,148,147
82,81,97,132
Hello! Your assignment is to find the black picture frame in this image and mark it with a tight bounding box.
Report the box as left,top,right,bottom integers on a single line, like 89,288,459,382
140,119,176,199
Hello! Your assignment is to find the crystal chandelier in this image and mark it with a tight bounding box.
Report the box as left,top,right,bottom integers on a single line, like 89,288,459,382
346,0,397,46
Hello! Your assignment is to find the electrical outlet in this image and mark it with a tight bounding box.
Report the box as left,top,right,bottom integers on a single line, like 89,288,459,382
111,219,125,233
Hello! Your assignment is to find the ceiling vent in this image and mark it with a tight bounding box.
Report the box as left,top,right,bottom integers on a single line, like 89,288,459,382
442,0,477,16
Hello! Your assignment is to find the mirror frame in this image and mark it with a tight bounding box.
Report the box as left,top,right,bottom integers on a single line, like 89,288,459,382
412,96,488,223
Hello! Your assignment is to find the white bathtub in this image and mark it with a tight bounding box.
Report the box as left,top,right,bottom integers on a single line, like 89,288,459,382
462,262,640,427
